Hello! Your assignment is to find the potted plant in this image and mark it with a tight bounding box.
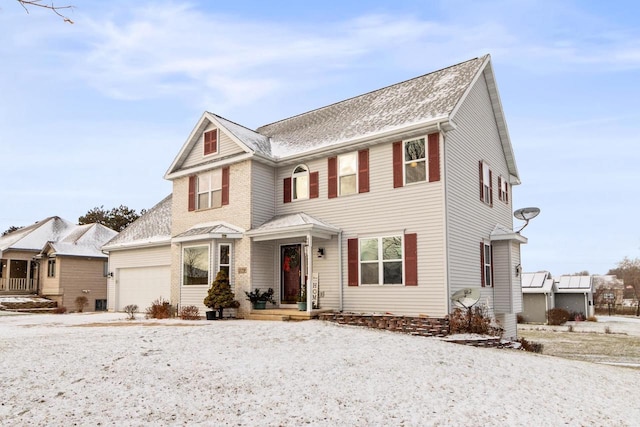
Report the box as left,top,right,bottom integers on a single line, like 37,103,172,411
244,288,275,310
297,286,307,311
203,270,240,320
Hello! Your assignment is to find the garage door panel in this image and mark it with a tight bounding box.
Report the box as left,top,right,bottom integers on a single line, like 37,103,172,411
117,266,171,311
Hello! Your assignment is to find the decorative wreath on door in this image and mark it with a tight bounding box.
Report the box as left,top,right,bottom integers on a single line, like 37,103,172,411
282,247,300,272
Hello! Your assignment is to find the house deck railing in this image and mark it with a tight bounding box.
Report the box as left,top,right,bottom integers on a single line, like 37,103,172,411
0,278,36,292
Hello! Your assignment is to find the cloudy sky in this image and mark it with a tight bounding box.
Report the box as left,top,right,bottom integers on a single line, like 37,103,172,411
1,0,638,276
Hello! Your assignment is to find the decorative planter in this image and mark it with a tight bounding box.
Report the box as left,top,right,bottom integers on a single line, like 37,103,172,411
205,311,217,320
297,302,307,311
253,301,267,310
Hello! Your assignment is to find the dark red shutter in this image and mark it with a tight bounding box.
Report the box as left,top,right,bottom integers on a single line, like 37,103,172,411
204,130,217,155
478,161,484,202
505,182,509,203
358,149,369,193
498,176,503,201
328,157,337,199
310,172,319,199
404,233,418,286
427,133,440,182
283,177,292,203
480,242,485,287
188,175,196,211
393,141,403,188
221,167,229,206
489,169,493,206
490,245,494,287
348,238,359,286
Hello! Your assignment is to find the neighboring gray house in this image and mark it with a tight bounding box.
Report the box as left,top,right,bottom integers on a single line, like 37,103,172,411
106,54,527,338
102,195,172,312
521,271,554,323
555,275,594,319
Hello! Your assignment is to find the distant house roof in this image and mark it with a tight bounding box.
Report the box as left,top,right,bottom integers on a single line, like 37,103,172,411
521,271,554,294
555,275,594,293
102,195,172,251
166,55,519,183
0,216,116,259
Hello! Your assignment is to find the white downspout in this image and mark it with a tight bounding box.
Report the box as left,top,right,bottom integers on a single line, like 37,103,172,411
439,121,452,315
338,231,344,311
306,233,312,313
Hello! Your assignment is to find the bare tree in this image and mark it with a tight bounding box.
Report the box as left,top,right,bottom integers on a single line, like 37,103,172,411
16,0,74,24
608,257,640,316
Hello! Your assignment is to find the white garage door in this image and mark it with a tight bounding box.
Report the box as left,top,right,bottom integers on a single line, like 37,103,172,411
116,266,171,312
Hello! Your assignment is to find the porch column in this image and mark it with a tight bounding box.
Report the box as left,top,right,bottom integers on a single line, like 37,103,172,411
306,233,312,313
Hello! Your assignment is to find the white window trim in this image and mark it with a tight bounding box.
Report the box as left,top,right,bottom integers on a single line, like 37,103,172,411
499,175,508,202
338,152,358,196
483,241,493,288
197,169,222,210
217,243,232,281
47,258,56,278
359,234,405,286
481,161,492,205
292,164,310,201
403,137,427,185
181,243,211,286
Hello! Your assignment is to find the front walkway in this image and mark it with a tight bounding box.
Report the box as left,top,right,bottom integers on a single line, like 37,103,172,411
244,308,334,321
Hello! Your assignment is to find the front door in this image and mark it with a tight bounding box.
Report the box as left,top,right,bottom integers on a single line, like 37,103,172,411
281,244,302,305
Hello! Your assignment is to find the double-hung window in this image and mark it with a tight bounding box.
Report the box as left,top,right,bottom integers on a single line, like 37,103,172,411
292,165,309,200
479,161,493,205
404,138,427,184
359,236,403,285
498,176,509,203
218,244,231,278
183,245,210,285
481,242,493,287
47,258,56,278
198,169,222,210
338,153,357,196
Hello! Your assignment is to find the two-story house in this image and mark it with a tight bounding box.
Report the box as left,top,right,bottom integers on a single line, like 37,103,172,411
104,54,526,338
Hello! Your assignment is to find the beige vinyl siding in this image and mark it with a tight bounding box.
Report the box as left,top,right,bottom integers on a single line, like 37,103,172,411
311,237,340,309
511,241,523,313
251,161,276,228
492,241,511,313
496,312,517,340
250,240,277,306
445,73,515,311
106,245,171,311
275,138,447,316
182,125,245,169
57,256,108,312
41,257,61,296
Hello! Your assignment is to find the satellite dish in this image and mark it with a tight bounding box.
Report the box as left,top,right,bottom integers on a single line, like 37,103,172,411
451,288,481,309
513,207,541,233
514,207,540,221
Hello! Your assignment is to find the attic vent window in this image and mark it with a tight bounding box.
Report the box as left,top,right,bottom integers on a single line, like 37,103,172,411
204,129,218,156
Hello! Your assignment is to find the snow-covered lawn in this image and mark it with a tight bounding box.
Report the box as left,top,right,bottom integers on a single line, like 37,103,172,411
1,313,639,426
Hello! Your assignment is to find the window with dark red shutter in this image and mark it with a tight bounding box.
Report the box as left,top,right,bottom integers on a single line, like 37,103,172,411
204,130,218,155
310,171,319,199
348,238,359,286
393,141,403,188
328,157,338,199
188,175,196,211
427,133,440,182
283,177,292,203
221,167,229,206
358,149,369,193
404,233,418,286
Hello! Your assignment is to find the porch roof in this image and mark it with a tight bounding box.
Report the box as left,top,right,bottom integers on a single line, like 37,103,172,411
172,222,245,243
246,213,340,242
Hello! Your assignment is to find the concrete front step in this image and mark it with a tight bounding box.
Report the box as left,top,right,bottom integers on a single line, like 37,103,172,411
244,308,334,321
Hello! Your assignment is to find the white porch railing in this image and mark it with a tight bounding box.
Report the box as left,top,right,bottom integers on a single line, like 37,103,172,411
0,278,36,292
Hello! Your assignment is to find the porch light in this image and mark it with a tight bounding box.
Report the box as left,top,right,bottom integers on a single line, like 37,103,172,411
317,248,325,258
